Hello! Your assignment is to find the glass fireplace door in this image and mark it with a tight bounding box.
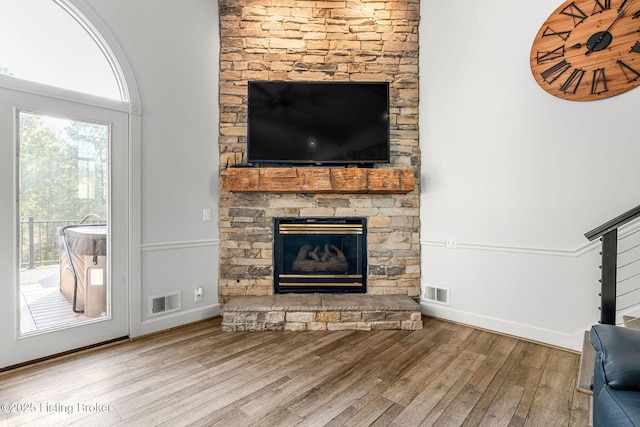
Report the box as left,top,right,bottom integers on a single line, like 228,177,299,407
274,218,366,294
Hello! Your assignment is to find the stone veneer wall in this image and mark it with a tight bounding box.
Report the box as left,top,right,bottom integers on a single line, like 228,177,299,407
218,0,420,304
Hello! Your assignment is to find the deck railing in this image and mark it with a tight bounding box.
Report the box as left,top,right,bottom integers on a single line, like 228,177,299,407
585,204,640,325
19,217,103,269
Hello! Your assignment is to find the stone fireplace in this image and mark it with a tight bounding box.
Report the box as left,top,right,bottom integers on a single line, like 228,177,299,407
217,0,420,305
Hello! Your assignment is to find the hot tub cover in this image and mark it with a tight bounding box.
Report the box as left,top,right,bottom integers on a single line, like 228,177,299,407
61,225,106,256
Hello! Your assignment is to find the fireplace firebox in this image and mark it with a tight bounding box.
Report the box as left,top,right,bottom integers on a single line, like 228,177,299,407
274,218,367,294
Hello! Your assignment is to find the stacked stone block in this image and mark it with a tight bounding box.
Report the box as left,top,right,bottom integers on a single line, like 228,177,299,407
221,294,424,331
218,0,420,303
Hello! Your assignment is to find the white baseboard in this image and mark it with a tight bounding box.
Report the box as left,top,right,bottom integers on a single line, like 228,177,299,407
421,302,588,351
139,303,221,336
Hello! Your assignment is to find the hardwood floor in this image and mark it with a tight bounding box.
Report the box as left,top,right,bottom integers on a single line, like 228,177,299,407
0,316,591,426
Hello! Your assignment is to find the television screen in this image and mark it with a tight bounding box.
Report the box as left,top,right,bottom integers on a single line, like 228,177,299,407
247,81,390,165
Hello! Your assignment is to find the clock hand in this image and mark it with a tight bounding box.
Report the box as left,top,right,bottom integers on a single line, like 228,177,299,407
619,0,631,13
604,6,629,33
583,0,636,55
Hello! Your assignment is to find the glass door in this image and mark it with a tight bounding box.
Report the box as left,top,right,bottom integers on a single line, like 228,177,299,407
0,85,129,368
19,112,110,333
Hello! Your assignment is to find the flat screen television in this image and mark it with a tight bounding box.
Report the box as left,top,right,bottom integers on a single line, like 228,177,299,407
247,81,390,166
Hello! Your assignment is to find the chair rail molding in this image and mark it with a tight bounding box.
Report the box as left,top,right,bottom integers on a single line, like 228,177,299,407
140,239,221,253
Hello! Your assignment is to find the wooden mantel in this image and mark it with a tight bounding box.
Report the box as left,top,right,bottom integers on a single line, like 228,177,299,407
225,167,414,194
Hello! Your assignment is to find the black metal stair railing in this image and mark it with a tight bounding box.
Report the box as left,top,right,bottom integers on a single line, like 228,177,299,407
585,204,640,325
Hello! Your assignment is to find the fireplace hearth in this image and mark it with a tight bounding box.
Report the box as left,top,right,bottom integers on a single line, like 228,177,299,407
274,218,366,294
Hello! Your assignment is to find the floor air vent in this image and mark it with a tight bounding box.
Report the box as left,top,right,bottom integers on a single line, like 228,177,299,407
424,286,450,305
149,291,181,317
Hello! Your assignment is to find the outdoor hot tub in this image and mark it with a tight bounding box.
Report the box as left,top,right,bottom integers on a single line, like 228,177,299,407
59,224,107,317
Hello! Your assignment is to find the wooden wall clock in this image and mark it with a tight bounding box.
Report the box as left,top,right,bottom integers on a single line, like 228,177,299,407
531,0,640,101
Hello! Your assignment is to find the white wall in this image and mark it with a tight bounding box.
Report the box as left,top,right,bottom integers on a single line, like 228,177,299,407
82,0,221,334
420,0,640,350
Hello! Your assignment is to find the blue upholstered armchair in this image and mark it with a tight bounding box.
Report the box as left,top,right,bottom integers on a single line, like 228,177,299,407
590,324,640,426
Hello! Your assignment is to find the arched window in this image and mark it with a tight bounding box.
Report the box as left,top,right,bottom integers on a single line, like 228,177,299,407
0,0,140,368
0,0,123,100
